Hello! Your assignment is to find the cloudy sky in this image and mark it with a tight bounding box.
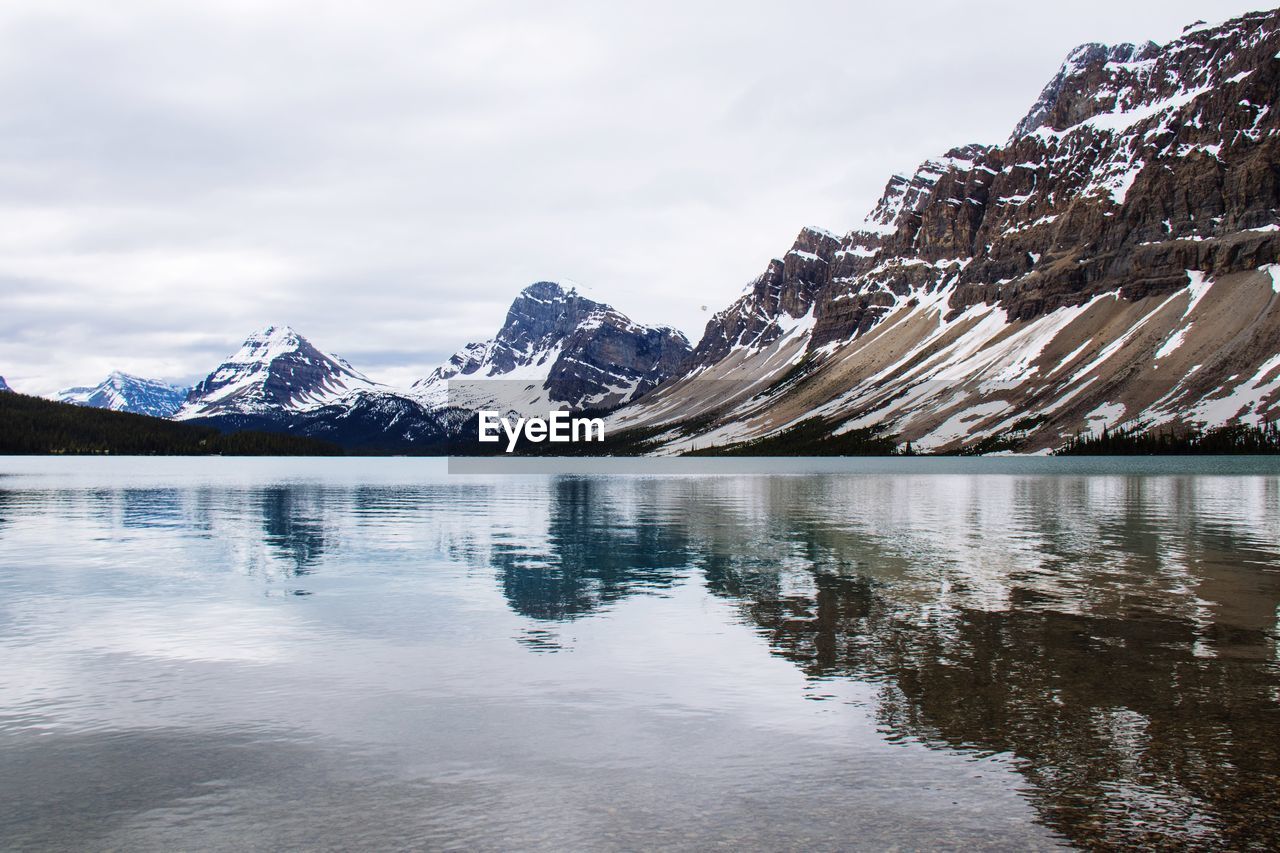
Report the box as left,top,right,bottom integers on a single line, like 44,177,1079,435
0,0,1264,394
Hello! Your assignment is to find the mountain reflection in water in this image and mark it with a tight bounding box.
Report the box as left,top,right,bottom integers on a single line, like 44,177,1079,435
0,458,1277,851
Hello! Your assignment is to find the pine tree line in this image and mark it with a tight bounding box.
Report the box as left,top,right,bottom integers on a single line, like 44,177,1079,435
1055,420,1280,455
0,392,343,456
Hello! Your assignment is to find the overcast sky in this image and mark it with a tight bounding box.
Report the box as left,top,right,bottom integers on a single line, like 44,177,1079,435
0,0,1265,394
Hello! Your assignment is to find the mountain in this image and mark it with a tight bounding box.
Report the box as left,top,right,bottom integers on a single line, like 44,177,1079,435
180,289,688,452
412,281,691,412
113,9,1280,456
56,371,188,418
174,325,380,421
609,8,1280,454
351,282,692,451
173,323,456,451
0,376,10,393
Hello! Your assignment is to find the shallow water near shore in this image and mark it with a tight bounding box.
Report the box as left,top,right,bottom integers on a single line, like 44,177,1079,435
1,456,1278,850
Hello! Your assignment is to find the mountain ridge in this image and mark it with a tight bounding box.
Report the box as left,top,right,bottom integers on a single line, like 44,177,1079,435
57,371,189,418
33,7,1280,455
606,6,1280,454
177,283,691,451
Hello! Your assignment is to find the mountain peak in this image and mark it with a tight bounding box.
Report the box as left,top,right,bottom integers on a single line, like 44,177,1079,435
414,280,691,409
0,376,10,393
1009,40,1160,141
517,281,576,302
252,323,300,339
175,326,378,420
56,372,188,418
235,324,306,355
1008,8,1278,142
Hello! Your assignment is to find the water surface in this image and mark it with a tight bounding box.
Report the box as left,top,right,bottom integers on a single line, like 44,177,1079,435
1,457,1278,850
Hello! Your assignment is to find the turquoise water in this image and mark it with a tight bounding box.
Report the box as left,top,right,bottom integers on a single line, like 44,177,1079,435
1,456,1278,850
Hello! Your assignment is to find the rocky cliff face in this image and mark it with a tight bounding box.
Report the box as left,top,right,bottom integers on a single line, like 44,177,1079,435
690,226,839,367
614,8,1280,453
56,371,188,418
414,281,691,410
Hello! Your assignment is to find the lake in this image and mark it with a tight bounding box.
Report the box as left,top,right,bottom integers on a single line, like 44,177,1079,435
1,456,1278,850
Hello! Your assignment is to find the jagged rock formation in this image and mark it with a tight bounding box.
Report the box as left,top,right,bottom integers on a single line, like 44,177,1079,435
56,371,188,418
414,281,691,411
690,225,839,367
613,8,1280,454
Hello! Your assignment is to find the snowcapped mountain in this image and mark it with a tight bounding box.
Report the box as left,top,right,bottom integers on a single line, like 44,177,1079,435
72,8,1280,456
175,325,381,421
608,8,1280,454
55,371,188,418
411,281,691,412
173,288,688,452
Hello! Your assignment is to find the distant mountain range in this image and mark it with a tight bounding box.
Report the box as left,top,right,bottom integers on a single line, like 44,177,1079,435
17,8,1280,454
56,372,189,419
160,282,692,452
